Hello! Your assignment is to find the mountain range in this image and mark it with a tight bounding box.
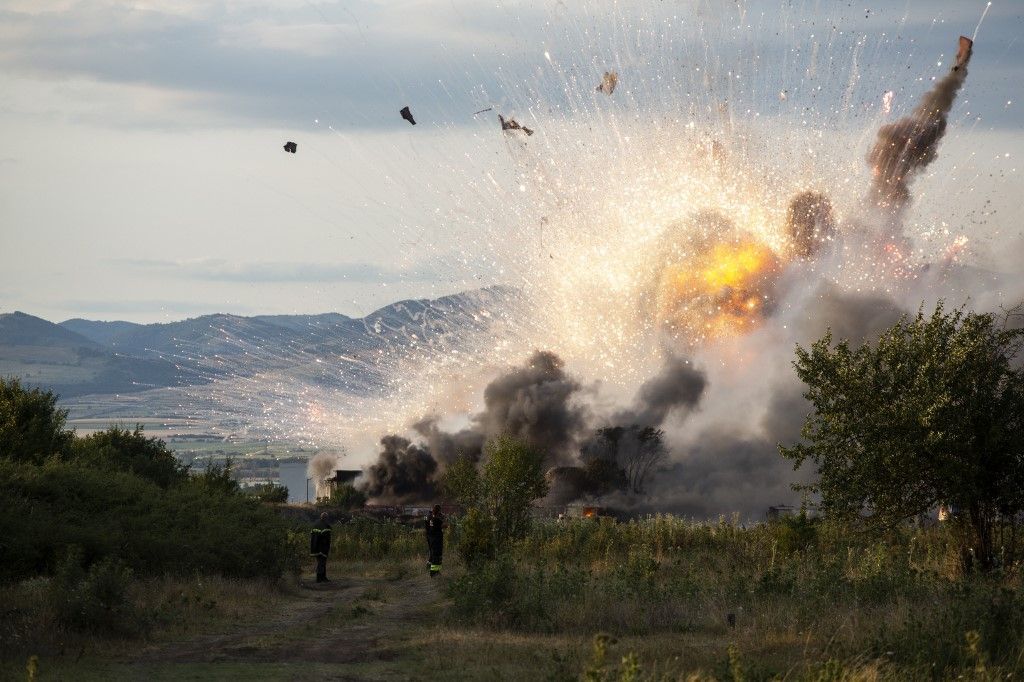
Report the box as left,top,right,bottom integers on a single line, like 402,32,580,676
0,286,516,400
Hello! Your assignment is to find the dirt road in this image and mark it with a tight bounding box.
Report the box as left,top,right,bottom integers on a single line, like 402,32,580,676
131,564,445,680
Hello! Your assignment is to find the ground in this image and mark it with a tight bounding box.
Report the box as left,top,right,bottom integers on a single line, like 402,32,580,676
9,559,599,681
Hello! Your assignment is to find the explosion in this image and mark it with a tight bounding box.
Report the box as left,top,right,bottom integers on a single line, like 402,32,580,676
183,18,1003,519
656,236,781,343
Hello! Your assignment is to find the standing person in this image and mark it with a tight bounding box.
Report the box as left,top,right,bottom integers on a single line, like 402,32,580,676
425,504,445,577
310,512,332,583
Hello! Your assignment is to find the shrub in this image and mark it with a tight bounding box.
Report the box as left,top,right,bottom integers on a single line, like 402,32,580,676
317,483,366,511
0,377,74,464
248,482,289,504
71,425,188,488
457,507,496,566
51,547,140,634
0,459,299,581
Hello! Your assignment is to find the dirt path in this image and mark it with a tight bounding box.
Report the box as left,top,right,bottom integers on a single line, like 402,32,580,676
134,564,442,674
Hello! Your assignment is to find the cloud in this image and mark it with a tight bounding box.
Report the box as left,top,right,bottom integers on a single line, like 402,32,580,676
59,298,256,315
2,0,1018,130
107,257,436,283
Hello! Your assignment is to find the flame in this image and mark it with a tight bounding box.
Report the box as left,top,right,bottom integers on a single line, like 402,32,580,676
656,237,782,343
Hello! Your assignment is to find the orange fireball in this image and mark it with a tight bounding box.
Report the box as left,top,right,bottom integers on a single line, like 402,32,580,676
655,236,781,344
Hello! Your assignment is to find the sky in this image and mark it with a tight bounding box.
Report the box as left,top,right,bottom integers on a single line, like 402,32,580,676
1,0,1022,324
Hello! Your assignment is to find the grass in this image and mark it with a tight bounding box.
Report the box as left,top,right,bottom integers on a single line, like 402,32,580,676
3,515,1023,680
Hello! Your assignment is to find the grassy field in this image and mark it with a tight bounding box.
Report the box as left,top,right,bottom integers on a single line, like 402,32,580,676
3,515,1022,681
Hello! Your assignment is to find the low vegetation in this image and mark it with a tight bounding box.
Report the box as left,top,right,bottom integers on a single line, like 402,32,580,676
0,377,305,662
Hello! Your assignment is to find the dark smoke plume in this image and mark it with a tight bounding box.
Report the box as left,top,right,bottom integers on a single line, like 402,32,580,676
867,37,973,213
362,435,437,502
412,417,485,467
474,350,586,464
553,357,706,504
786,191,836,258
362,350,588,501
614,356,706,427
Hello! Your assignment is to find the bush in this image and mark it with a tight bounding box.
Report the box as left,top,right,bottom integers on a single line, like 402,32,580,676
71,425,188,488
457,507,496,566
247,482,289,504
0,378,74,464
317,483,366,511
51,547,140,634
329,517,422,561
0,459,300,581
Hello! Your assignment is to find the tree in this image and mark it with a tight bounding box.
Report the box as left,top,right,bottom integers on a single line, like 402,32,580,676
584,425,666,494
248,482,289,504
317,483,366,511
72,425,188,488
0,377,74,464
439,454,481,508
781,303,1024,570
479,436,549,542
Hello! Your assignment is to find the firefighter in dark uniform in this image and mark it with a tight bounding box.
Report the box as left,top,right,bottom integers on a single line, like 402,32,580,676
310,512,332,583
425,504,445,577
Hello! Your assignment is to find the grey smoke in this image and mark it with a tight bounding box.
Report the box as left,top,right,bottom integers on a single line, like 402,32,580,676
637,286,907,520
474,350,586,465
412,416,485,466
613,356,706,428
362,350,589,502
866,43,972,215
307,450,339,482
361,435,438,503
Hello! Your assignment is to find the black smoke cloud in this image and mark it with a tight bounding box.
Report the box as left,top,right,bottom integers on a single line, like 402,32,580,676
475,350,586,464
785,191,836,259
613,356,706,428
361,435,438,503
362,350,710,504
362,350,590,501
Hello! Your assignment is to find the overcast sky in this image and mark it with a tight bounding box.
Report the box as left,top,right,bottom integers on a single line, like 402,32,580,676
1,0,1021,323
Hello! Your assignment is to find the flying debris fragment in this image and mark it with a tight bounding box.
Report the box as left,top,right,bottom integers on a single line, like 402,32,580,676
499,114,534,136
400,106,416,125
953,35,973,72
283,141,297,153
472,107,494,116
596,71,618,95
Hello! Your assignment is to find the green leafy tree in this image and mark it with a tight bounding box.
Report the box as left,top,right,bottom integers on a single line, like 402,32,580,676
480,436,549,542
0,377,74,464
317,483,367,511
195,458,240,495
248,482,289,504
781,303,1024,570
439,454,481,508
72,425,188,488
457,506,496,566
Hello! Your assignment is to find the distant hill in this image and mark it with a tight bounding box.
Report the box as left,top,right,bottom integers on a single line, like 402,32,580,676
59,319,145,347
1,286,518,403
0,311,194,398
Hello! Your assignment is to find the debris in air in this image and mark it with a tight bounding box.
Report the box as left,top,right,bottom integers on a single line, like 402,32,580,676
283,141,297,153
472,107,494,116
953,35,973,72
596,71,618,95
400,106,416,125
499,114,534,136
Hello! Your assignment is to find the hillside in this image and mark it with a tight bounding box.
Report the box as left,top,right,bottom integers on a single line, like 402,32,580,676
0,312,192,398
1,286,517,403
